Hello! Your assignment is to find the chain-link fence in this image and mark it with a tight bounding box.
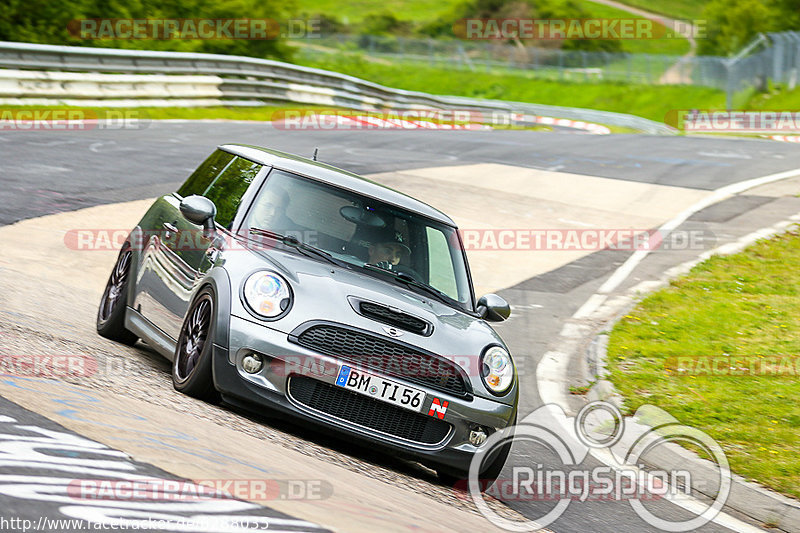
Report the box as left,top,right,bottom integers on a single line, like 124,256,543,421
297,32,800,109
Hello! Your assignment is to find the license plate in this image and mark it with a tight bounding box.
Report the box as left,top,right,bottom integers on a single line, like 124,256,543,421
335,365,426,413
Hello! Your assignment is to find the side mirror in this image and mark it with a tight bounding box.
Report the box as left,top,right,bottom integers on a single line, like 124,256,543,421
180,195,217,233
477,294,511,322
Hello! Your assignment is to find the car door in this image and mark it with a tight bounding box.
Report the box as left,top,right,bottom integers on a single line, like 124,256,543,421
135,150,264,341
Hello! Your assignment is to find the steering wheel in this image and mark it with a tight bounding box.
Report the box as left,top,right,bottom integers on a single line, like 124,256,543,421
393,264,424,283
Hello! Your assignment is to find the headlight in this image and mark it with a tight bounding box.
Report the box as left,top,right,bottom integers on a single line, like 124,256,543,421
480,346,514,394
242,271,292,319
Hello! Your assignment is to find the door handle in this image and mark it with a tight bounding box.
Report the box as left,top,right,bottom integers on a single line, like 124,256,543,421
162,222,178,240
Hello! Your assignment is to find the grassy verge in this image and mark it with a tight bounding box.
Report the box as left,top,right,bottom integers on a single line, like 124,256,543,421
70,105,333,121
0,105,338,122
0,105,556,130
17,61,800,129
562,0,690,55
295,0,459,24
747,84,800,111
296,55,726,123
611,0,711,21
295,0,690,56
606,229,800,499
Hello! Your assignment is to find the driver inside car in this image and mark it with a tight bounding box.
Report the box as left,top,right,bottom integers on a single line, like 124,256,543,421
367,230,411,271
249,187,293,231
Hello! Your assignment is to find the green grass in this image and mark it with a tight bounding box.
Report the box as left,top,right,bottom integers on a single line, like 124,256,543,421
563,0,690,55
747,84,800,111
296,0,458,25
606,229,800,498
295,0,690,56
296,55,726,123
613,0,712,21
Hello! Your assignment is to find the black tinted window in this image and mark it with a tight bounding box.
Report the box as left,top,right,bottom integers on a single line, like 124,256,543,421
204,157,262,228
177,149,235,198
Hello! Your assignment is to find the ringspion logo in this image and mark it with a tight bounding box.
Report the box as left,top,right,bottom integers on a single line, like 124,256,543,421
468,402,730,531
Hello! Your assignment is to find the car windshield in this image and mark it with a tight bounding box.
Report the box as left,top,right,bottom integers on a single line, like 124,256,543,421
243,169,473,310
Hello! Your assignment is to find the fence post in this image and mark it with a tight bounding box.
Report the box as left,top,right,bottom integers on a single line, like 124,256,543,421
772,33,784,83
582,51,587,81
626,53,632,83
725,59,734,111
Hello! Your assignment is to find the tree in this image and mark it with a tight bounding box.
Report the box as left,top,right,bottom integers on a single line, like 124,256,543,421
699,0,776,55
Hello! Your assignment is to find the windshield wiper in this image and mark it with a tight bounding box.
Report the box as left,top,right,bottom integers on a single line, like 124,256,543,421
362,263,453,306
249,228,340,266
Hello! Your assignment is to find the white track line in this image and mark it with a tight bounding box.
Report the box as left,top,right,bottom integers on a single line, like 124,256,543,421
596,167,800,301
536,167,800,532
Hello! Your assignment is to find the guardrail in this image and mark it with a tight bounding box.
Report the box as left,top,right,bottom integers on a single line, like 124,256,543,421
0,41,676,134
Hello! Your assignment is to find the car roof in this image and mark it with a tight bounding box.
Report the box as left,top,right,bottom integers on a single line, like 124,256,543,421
219,144,456,226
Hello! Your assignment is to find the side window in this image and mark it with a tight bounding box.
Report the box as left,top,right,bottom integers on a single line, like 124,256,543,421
203,156,262,228
177,150,235,198
426,227,457,298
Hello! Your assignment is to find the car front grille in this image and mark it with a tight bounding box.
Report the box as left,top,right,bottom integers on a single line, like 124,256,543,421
292,323,469,397
358,301,431,335
288,375,451,446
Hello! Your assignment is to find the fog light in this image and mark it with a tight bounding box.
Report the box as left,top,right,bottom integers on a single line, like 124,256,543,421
242,353,264,374
469,427,488,447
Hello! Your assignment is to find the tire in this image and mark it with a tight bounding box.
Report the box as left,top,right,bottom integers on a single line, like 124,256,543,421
96,245,138,346
172,287,219,402
438,414,516,490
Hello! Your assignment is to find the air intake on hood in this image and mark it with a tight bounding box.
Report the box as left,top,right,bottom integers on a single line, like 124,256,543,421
358,301,432,336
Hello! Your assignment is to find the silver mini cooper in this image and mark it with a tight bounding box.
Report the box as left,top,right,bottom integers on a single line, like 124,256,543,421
97,145,517,482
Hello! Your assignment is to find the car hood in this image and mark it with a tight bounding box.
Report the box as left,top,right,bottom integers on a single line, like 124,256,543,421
221,244,514,402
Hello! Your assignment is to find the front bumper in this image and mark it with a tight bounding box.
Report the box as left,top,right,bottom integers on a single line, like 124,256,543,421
212,314,517,473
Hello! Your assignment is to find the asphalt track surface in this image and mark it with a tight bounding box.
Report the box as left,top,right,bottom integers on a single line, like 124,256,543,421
2,123,800,532
0,394,330,533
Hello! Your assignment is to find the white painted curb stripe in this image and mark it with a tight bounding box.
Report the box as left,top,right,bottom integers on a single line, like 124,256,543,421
598,167,800,297
536,167,800,532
